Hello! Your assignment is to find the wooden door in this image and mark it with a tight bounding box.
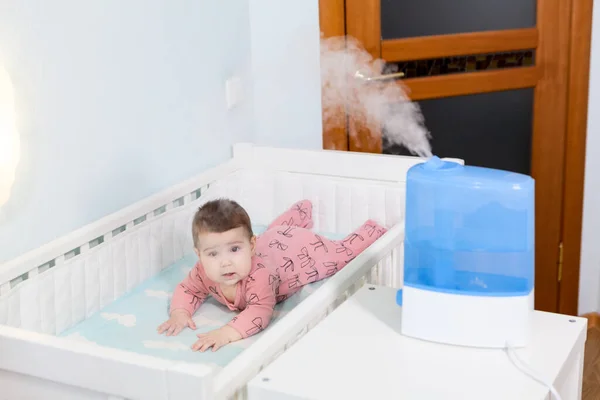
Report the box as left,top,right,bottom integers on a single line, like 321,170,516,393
319,0,594,314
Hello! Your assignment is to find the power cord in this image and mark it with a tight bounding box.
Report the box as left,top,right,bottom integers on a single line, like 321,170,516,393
504,343,562,400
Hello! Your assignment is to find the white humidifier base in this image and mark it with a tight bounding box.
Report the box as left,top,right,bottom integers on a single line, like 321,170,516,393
400,285,534,348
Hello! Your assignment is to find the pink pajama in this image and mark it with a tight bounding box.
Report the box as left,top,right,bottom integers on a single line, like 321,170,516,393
169,200,387,339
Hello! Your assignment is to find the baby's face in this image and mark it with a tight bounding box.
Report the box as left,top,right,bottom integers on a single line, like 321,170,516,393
195,226,255,287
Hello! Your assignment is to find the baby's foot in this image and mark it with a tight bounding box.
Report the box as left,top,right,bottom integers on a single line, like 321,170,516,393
359,219,387,239
268,200,313,229
291,200,313,228
334,220,387,266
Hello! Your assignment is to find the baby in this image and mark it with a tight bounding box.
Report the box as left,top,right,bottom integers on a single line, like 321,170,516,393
157,198,387,352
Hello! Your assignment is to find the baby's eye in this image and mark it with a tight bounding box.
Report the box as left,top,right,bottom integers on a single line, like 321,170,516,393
231,246,240,252
208,251,217,257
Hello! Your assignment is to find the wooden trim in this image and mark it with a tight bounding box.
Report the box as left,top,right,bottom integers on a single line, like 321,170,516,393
559,0,594,316
530,0,573,312
399,67,539,101
345,0,381,60
346,0,382,153
319,0,348,150
382,28,539,63
319,0,345,38
582,313,600,329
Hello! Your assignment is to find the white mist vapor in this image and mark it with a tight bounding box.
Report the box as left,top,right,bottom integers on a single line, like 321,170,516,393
320,35,432,157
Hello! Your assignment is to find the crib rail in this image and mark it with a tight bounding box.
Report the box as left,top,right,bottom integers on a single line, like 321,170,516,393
0,323,215,400
0,159,240,296
233,143,463,183
217,223,405,400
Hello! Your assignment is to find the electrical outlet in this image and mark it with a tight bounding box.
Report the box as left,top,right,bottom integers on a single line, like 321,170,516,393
225,75,243,109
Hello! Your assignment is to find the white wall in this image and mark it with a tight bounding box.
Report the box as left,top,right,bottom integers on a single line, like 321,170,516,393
248,0,323,149
578,3,600,315
0,0,324,264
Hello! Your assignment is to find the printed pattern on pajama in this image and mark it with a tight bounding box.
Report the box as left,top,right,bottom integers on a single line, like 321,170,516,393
169,200,387,339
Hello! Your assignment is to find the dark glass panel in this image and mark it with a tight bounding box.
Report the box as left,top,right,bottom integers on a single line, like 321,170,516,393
384,89,534,175
381,0,536,39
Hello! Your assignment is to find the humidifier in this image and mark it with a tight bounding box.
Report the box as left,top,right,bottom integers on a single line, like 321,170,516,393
398,156,534,348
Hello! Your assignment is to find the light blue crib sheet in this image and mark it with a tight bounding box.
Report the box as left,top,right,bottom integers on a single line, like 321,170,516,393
59,226,343,370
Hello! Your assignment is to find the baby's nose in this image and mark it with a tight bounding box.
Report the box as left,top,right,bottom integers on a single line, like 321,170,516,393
220,258,232,267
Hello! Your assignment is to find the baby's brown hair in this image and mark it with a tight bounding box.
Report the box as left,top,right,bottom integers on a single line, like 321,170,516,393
191,198,254,249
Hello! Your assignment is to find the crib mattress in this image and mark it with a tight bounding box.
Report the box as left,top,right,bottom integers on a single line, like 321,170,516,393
59,226,341,371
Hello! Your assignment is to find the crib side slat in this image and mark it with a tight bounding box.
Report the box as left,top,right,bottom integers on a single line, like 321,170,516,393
0,159,240,287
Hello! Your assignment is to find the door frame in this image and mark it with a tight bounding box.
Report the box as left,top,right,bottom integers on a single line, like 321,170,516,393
318,0,594,316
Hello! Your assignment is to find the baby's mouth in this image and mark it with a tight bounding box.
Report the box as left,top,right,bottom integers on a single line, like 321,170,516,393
222,272,236,279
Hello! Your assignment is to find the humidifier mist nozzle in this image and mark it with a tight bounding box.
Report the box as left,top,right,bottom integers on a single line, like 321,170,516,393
423,156,443,170
421,155,463,172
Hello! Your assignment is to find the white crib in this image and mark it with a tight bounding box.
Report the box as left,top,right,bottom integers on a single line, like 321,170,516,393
0,143,462,400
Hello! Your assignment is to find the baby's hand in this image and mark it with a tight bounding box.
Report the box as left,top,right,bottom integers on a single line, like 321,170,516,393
157,309,197,336
192,325,242,352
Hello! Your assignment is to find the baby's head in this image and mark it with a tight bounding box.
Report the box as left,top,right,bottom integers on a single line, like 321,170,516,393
192,198,255,286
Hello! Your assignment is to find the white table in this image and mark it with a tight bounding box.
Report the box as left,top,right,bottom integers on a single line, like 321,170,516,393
247,285,587,400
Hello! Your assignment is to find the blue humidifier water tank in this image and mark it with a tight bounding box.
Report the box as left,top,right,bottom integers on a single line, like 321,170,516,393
399,156,534,348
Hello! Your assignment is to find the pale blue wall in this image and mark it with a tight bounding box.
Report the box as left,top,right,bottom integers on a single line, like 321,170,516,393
0,0,323,264
0,1,256,262
248,0,323,149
